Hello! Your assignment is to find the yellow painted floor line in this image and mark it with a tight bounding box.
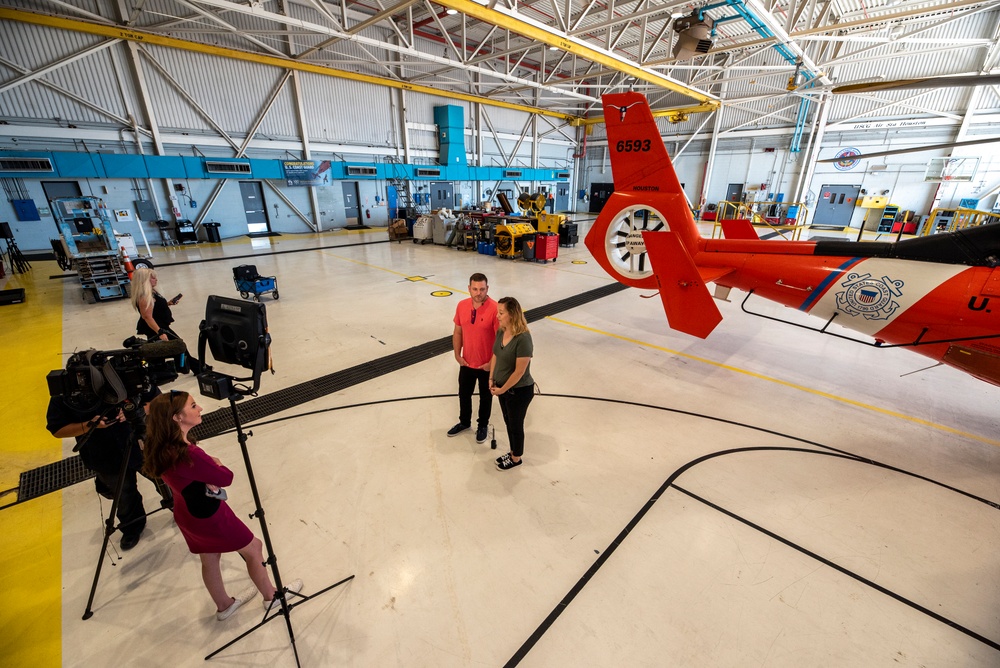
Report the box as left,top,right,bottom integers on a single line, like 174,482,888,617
320,250,471,295
546,316,1000,448
0,264,66,667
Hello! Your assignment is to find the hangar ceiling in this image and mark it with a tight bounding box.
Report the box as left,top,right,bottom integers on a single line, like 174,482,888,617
2,0,999,130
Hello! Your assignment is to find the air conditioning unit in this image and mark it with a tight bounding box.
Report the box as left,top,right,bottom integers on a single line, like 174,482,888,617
347,166,377,176
416,168,441,177
0,157,55,172
504,170,523,178
672,13,714,60
205,160,251,174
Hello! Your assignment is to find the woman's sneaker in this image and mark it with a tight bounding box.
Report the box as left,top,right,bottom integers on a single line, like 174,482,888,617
263,579,303,614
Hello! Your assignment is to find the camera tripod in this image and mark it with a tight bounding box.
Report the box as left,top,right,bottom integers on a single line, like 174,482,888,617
205,381,354,667
80,407,172,620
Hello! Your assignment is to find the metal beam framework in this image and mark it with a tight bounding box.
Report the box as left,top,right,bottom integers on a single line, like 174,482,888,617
1,0,997,150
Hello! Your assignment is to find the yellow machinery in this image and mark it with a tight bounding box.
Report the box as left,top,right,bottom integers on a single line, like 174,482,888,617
494,222,536,258
517,191,565,233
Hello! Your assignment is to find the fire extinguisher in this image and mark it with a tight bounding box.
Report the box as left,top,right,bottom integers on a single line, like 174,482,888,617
366,209,371,219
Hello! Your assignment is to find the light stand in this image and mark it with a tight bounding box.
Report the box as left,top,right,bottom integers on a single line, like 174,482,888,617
197,296,353,666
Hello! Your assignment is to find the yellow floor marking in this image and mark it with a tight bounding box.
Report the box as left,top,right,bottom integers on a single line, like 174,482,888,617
321,252,469,295
546,316,1000,448
0,264,65,667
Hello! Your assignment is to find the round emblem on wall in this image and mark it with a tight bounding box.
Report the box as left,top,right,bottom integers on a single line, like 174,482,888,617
833,148,861,171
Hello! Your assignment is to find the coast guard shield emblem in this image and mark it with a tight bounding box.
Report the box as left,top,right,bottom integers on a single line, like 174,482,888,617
835,272,904,320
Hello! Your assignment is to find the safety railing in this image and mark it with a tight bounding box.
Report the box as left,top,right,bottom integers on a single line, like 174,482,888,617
707,200,809,240
920,208,1000,236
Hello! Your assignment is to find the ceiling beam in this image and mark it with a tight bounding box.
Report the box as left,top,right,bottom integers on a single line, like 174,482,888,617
0,7,581,121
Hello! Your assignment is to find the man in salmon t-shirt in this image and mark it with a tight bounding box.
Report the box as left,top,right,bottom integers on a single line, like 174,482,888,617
448,272,498,444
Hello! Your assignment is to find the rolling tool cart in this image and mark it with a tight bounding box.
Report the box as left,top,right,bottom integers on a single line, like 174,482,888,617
234,264,279,301
535,232,559,262
559,221,579,247
175,219,198,244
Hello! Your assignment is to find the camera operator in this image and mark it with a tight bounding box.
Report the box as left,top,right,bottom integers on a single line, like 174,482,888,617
46,387,171,551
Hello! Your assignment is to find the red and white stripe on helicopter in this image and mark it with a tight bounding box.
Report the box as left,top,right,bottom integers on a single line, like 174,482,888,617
584,92,1000,386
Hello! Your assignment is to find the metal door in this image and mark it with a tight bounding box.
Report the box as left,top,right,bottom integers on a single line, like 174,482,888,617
430,181,454,210
555,185,569,212
725,183,743,202
589,182,614,213
239,181,270,234
342,181,360,225
813,184,861,228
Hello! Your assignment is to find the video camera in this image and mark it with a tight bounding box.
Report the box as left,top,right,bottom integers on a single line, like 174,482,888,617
47,339,188,412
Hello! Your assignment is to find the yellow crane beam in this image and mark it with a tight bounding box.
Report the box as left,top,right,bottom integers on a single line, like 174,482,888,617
432,0,719,107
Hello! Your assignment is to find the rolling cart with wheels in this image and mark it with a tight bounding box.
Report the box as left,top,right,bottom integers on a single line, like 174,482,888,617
233,264,279,301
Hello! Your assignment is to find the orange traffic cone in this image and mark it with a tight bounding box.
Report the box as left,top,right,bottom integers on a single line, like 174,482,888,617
121,247,135,280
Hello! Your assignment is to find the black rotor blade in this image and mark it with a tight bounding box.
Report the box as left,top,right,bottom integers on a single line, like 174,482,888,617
818,136,1000,162
833,73,1000,94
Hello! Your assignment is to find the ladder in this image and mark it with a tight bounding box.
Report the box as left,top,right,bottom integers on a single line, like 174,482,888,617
388,178,416,219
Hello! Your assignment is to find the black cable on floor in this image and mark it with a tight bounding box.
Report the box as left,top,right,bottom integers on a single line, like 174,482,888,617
49,237,392,279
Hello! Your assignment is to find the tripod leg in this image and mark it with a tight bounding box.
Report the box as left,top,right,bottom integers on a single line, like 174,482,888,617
82,451,131,620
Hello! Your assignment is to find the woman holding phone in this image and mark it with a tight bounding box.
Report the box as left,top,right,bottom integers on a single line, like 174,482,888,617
130,267,200,373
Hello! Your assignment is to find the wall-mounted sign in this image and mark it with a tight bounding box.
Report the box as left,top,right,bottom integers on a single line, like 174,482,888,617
283,160,332,186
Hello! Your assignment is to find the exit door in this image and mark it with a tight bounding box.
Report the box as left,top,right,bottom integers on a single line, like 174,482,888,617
813,184,861,228
239,181,271,235
342,181,360,226
726,183,744,202
589,182,614,214
430,181,455,210
555,185,569,212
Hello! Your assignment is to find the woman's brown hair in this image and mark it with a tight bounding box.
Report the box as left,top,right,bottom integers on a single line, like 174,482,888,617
142,391,192,478
498,296,529,336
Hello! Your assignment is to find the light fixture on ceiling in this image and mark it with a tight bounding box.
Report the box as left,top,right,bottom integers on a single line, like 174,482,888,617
548,45,559,51
672,10,714,60
445,8,457,14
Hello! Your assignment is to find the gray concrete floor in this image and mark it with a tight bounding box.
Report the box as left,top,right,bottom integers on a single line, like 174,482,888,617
33,226,1000,665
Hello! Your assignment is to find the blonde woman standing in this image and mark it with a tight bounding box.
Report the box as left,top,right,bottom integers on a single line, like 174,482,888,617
131,267,199,372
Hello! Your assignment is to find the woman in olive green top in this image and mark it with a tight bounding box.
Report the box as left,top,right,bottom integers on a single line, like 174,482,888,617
489,297,534,470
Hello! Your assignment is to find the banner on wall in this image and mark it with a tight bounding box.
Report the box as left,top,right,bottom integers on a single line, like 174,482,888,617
283,160,332,186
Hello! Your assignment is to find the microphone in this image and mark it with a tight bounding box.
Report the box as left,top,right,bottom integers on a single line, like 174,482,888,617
138,339,188,359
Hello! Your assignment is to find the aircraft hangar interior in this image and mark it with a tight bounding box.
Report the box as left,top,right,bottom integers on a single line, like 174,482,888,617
1,1,998,666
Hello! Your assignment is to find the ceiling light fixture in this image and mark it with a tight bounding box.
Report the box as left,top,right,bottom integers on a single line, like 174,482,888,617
445,8,457,14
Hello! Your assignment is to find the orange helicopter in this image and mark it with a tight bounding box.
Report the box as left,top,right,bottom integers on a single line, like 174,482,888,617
584,92,1000,386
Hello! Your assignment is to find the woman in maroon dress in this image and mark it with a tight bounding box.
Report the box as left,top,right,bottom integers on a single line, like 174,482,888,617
144,391,299,620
